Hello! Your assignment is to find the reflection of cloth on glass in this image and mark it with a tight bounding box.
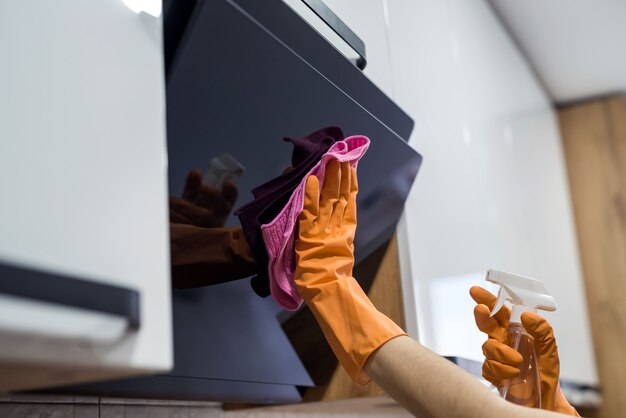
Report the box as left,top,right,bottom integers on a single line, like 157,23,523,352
170,224,256,289
262,135,370,310
234,127,343,297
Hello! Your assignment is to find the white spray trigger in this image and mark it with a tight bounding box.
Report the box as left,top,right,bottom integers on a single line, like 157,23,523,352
491,287,508,317
485,269,556,324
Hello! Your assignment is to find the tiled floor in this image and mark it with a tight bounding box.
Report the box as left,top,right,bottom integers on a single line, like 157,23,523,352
0,395,412,418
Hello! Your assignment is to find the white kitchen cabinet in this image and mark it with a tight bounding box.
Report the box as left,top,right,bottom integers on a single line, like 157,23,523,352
0,0,172,390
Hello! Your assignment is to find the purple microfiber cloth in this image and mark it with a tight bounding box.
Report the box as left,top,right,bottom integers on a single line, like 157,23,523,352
234,127,343,297
261,135,370,311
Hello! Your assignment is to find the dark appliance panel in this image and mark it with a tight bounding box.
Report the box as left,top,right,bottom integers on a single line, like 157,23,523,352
166,0,422,256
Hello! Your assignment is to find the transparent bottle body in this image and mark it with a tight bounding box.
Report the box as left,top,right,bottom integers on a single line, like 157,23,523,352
499,323,541,408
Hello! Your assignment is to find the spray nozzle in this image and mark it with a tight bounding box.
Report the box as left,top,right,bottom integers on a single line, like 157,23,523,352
485,269,557,323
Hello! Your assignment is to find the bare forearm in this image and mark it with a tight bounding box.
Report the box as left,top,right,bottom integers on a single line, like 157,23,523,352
364,336,568,418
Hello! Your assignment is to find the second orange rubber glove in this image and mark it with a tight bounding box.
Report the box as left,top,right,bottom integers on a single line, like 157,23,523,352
470,286,579,416
295,160,406,385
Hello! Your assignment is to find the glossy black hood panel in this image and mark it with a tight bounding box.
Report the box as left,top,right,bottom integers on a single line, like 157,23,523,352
166,0,422,257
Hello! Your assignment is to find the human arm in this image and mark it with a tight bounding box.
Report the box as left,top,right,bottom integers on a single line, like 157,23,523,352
365,335,573,418
295,161,572,418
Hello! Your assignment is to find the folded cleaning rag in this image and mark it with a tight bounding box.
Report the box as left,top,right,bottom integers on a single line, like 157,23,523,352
234,127,342,297
261,135,370,310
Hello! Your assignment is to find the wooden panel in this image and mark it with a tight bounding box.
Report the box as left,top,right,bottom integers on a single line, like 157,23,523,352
558,95,626,418
229,396,413,417
0,397,412,418
0,403,98,418
366,234,406,331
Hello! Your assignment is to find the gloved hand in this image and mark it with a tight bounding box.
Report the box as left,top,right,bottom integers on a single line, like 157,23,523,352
470,286,579,416
295,160,406,385
169,169,255,289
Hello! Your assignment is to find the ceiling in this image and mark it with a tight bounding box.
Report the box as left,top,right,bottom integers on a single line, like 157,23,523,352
489,0,626,104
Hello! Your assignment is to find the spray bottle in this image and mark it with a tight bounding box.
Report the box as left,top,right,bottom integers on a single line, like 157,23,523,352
485,269,557,408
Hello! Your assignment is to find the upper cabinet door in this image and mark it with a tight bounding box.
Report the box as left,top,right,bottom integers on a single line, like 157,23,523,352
0,0,172,390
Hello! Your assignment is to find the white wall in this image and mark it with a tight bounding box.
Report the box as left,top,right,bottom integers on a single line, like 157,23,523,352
489,0,626,103
0,0,172,388
323,0,596,385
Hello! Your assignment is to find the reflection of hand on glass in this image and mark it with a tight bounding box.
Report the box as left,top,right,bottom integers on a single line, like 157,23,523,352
169,169,238,228
169,169,256,289
170,224,256,289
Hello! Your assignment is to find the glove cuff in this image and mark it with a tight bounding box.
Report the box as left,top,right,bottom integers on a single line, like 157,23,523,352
553,386,580,417
300,275,406,386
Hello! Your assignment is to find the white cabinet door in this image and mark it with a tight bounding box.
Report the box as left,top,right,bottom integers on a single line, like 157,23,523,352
0,0,172,390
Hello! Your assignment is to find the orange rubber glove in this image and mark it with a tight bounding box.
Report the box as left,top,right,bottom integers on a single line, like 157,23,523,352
470,286,579,416
295,160,406,385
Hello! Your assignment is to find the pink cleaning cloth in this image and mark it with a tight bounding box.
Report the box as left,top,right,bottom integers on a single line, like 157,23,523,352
261,135,370,310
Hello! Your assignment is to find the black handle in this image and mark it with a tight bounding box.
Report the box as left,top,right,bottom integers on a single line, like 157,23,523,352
299,0,367,70
0,262,141,329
